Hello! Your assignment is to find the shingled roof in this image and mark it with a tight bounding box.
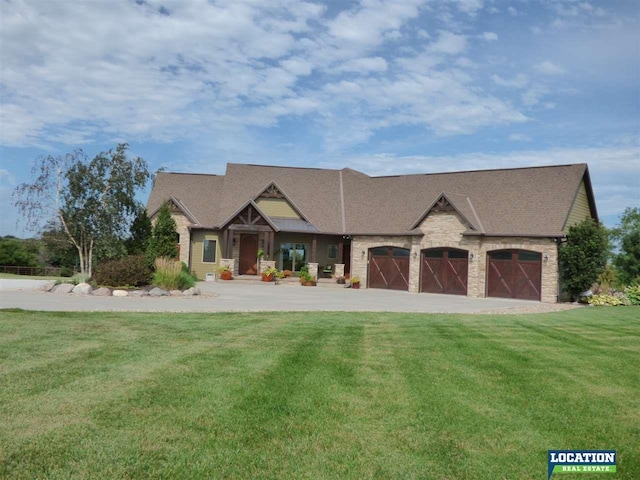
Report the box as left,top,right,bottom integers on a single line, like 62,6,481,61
147,163,595,237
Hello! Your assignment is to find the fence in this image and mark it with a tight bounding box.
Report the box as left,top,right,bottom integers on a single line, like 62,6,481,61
0,265,68,277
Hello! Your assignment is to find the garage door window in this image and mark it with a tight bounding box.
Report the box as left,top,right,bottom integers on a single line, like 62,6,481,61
518,251,541,261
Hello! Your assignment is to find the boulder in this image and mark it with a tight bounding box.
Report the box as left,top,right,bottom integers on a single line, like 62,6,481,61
183,287,201,296
112,290,129,297
40,281,56,292
149,287,169,297
52,283,75,294
72,282,93,295
92,287,112,296
129,290,149,297
170,290,184,296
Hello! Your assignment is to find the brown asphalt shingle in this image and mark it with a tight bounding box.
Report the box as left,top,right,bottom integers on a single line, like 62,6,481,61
147,163,591,237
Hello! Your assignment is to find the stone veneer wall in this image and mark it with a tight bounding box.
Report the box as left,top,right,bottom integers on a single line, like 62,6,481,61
351,211,559,303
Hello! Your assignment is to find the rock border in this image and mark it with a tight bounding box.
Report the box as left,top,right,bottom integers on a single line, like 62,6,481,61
45,282,202,297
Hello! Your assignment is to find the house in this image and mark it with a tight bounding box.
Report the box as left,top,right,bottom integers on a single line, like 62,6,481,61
146,162,597,302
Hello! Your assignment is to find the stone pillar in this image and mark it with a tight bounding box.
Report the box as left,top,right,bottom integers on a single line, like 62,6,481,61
335,264,345,278
260,260,276,274
307,262,318,280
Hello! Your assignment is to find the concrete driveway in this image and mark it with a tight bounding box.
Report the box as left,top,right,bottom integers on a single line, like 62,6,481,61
0,279,569,314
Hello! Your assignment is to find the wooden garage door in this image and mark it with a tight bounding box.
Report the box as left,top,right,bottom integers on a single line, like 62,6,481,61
368,246,410,290
421,248,468,295
487,250,542,301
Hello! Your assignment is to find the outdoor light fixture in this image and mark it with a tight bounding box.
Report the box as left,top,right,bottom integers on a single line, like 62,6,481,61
543,253,549,262
361,250,365,256
469,252,475,261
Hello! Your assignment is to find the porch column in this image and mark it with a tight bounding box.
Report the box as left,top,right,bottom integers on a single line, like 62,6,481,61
222,229,229,260
337,240,344,263
311,234,317,263
268,231,275,260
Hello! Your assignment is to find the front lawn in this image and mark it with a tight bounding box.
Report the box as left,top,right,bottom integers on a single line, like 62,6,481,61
0,308,638,479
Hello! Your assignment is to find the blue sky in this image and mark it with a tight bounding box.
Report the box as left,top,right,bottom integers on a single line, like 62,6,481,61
1,0,638,237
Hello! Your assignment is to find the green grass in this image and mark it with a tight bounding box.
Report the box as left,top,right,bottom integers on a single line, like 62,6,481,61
0,308,638,479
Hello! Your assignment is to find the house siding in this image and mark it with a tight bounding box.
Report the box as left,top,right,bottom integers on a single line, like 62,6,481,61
255,198,300,219
190,230,222,280
351,211,559,303
564,181,592,230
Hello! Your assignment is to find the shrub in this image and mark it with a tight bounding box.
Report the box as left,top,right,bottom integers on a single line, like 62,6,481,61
587,293,630,307
153,257,194,290
93,255,152,287
60,266,74,277
70,273,90,285
624,285,640,305
559,219,609,300
147,202,179,264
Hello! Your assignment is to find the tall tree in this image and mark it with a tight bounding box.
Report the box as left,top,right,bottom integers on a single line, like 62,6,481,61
13,144,150,277
0,236,41,267
147,202,179,263
559,218,609,300
125,207,153,255
610,207,640,286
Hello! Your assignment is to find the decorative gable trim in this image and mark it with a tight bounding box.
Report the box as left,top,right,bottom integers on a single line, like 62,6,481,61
409,192,483,233
253,181,312,223
148,196,200,224
217,199,280,231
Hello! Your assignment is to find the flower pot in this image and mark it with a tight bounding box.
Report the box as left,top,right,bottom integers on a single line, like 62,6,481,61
262,274,273,282
351,283,360,289
220,271,233,281
301,280,317,287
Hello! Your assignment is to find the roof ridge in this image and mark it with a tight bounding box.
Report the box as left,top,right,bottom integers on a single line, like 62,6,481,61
371,163,586,179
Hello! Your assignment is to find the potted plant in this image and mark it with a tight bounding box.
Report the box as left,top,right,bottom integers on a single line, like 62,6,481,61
299,270,317,286
261,266,278,282
336,276,346,285
282,269,292,278
350,276,361,289
216,265,233,281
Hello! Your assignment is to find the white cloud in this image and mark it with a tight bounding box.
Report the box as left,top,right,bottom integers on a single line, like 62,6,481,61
492,74,529,88
508,133,532,142
507,6,518,16
454,0,484,14
479,31,498,41
326,0,425,48
535,61,567,75
337,57,388,73
428,31,467,55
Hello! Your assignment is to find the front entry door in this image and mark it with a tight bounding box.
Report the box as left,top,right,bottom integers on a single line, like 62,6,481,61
239,235,258,275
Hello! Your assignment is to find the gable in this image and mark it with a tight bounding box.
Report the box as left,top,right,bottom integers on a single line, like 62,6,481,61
255,198,301,219
417,210,468,238
564,180,592,231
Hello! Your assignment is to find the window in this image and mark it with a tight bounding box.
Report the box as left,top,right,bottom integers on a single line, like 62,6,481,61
327,245,338,259
490,250,512,260
279,243,309,272
518,251,542,262
448,249,468,259
203,239,216,263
